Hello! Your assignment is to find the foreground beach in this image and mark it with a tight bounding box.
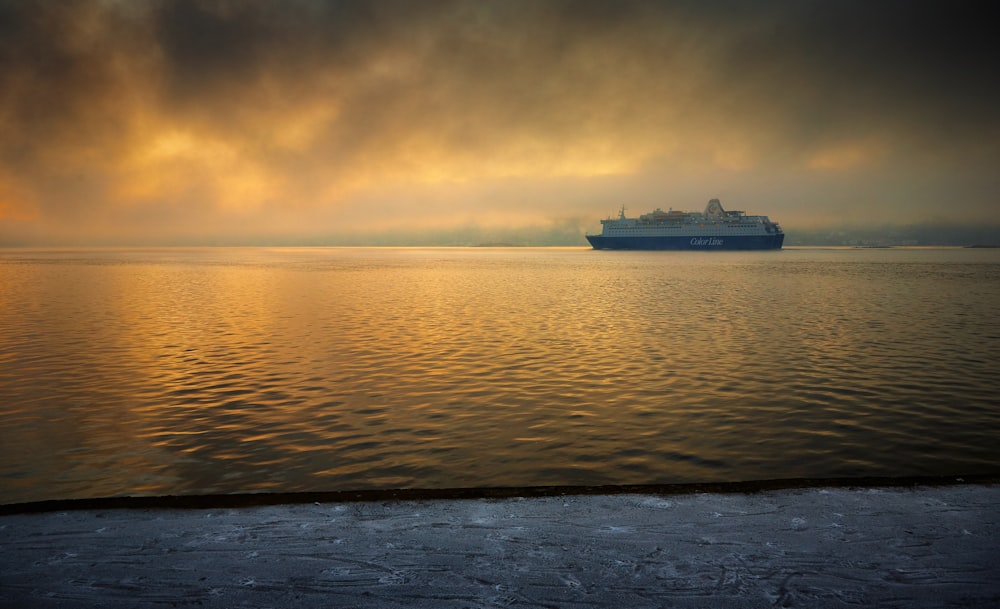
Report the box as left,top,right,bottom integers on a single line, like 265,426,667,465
2,481,997,608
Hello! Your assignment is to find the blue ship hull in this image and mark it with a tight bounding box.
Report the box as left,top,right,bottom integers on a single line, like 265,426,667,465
586,233,784,250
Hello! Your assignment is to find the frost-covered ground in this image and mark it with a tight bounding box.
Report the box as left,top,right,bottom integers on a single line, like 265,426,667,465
2,485,998,608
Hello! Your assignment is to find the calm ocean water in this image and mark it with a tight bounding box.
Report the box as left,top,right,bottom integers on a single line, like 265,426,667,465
1,247,998,504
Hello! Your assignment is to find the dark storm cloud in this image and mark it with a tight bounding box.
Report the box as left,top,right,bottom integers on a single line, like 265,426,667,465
156,0,275,92
0,0,151,223
6,0,998,134
1,0,998,244
153,0,998,154
709,1,1000,144
151,0,381,102
0,1,122,155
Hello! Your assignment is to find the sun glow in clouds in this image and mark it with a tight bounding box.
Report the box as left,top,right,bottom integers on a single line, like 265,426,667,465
807,138,890,171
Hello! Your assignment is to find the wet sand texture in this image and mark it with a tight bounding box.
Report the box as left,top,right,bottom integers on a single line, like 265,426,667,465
2,485,998,608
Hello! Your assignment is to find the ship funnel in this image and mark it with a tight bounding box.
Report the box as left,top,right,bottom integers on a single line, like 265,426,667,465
705,199,725,217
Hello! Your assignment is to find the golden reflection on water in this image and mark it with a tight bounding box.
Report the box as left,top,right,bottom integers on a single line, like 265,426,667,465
1,247,999,503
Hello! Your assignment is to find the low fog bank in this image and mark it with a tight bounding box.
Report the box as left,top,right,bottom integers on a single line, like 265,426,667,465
3,222,997,248
785,223,1000,247
324,222,1000,248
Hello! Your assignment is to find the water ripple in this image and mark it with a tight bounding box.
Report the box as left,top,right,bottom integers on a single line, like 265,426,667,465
1,247,999,503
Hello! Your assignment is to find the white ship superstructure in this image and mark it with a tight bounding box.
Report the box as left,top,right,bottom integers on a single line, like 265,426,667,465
586,198,784,250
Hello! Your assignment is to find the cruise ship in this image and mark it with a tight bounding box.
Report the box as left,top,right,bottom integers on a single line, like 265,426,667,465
586,198,784,250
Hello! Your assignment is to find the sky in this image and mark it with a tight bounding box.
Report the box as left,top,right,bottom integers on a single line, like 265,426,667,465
1,0,998,245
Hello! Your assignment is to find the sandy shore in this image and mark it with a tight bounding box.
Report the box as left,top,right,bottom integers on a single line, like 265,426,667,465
2,483,998,608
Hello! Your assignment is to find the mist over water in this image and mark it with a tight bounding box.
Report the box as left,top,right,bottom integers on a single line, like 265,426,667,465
1,247,998,504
